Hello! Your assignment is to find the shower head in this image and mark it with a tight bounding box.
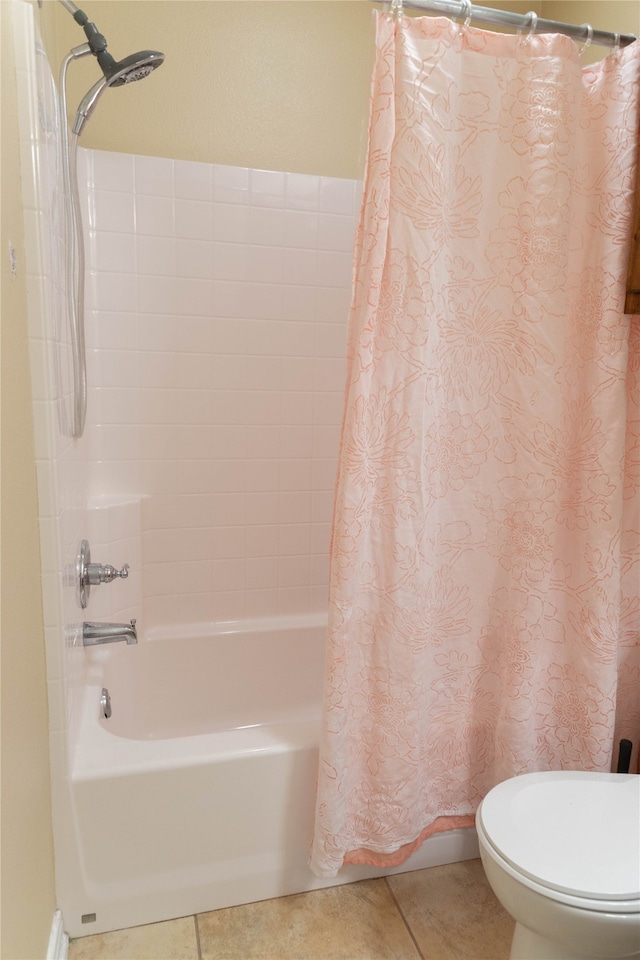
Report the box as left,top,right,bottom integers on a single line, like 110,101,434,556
72,49,164,135
99,50,165,87
59,0,165,135
72,50,165,135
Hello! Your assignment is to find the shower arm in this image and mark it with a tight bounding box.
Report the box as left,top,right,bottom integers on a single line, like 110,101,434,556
58,0,122,82
59,0,83,15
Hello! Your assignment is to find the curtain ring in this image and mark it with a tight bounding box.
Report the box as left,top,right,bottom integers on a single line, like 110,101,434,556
579,22,593,56
520,11,538,45
612,31,620,56
458,0,472,32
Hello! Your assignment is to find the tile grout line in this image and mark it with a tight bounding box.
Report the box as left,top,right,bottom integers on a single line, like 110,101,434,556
383,878,425,960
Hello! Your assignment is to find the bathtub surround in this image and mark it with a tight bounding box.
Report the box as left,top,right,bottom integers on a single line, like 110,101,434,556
16,3,477,937
80,146,360,629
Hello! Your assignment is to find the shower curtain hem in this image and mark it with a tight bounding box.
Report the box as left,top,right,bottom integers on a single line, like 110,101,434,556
342,813,477,870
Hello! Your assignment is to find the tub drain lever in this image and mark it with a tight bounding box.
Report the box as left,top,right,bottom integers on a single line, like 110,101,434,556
76,539,129,608
100,687,112,719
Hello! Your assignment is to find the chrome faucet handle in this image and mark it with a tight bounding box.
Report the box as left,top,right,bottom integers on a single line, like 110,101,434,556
86,562,129,584
76,540,130,609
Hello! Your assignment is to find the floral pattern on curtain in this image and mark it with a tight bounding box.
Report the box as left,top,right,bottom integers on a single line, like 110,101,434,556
310,13,640,878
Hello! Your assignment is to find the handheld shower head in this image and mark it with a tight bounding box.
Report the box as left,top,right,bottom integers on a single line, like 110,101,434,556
59,1,165,134
58,0,165,439
72,49,165,134
100,50,165,87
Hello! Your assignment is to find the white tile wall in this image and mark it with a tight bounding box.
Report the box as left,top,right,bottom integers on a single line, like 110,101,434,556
81,149,359,628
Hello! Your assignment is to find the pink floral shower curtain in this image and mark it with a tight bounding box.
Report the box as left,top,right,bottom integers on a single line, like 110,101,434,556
310,13,640,878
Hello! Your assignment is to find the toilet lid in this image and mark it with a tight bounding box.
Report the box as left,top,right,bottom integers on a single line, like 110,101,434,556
479,772,640,902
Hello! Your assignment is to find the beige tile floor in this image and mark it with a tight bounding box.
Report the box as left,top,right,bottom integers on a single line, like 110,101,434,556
68,858,515,960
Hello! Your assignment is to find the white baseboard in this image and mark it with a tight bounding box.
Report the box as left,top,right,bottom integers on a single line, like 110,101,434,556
46,910,69,960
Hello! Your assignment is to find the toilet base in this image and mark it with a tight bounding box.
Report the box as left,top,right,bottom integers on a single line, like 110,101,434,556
510,922,640,960
511,922,585,959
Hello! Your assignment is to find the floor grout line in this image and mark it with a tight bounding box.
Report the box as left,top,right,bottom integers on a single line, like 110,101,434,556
383,878,425,960
194,913,202,960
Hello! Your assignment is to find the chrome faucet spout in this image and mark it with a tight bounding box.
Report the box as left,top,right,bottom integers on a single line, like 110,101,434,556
83,619,137,645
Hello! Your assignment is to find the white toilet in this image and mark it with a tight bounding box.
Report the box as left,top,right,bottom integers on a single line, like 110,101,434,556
476,771,640,960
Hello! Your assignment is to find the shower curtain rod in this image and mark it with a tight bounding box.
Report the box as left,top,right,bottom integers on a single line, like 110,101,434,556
378,0,637,48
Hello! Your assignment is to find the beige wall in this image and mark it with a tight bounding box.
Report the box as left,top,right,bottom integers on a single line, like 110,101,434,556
0,3,57,958
50,0,377,178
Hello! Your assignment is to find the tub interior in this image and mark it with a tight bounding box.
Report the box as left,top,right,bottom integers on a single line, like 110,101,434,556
86,622,326,740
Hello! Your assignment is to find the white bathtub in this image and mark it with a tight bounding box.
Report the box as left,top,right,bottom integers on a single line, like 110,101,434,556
67,614,478,937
